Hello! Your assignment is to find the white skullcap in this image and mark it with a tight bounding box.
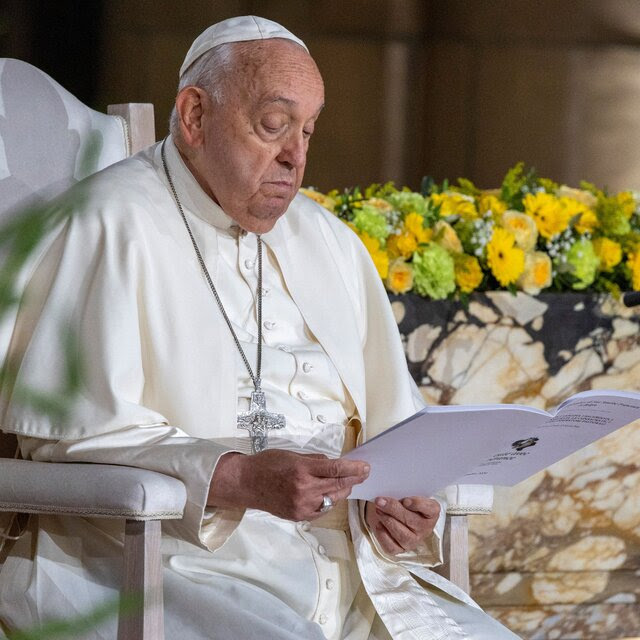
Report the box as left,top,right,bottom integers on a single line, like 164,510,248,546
179,15,308,77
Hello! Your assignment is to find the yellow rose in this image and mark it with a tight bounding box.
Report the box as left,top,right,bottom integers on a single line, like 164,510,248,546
404,212,431,243
299,188,336,212
431,192,478,220
556,186,597,208
501,210,538,252
358,230,381,255
371,249,389,279
433,220,463,253
574,208,599,235
356,230,389,278
478,193,507,218
523,192,571,239
454,254,483,293
362,197,394,214
516,251,552,295
387,232,418,259
397,233,418,256
593,237,622,272
386,259,414,294
559,197,597,235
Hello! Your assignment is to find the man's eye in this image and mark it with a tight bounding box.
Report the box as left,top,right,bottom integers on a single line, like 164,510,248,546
303,129,314,138
261,119,285,133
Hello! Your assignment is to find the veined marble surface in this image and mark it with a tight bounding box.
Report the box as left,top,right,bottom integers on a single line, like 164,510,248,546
390,292,640,640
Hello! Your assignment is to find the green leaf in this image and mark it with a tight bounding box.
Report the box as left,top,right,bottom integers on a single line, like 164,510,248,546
420,176,436,197
7,596,141,640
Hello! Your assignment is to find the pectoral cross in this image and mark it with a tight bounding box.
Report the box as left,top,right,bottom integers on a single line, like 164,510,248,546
237,389,286,454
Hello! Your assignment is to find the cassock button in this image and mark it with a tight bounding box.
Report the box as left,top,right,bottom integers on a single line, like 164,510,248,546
325,579,335,590
278,345,291,352
319,614,328,625
297,390,308,400
302,362,313,373
317,415,327,423
244,258,254,269
317,544,326,556
263,320,276,330
301,522,311,532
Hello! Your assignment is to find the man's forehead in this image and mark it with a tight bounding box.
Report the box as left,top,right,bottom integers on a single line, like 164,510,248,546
233,43,324,105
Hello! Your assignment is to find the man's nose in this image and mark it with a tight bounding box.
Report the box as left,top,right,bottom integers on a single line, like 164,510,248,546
277,131,307,169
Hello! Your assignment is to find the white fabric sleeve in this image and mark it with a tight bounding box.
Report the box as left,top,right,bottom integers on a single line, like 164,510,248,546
18,426,246,551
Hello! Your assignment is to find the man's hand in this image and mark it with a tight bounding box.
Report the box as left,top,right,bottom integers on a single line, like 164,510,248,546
208,450,369,521
365,496,440,555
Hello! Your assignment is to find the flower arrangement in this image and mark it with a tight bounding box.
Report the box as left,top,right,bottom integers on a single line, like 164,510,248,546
301,163,640,300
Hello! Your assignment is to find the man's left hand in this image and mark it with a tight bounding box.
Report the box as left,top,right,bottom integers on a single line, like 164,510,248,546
365,496,440,555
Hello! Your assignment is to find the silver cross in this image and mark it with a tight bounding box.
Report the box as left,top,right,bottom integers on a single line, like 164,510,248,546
237,389,286,454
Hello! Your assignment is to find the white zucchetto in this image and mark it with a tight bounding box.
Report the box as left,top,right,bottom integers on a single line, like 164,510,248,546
180,15,308,77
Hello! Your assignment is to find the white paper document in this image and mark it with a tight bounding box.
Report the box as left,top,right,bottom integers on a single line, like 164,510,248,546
343,389,640,500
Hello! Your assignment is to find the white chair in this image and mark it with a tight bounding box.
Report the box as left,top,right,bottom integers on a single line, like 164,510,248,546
0,58,186,640
0,58,493,639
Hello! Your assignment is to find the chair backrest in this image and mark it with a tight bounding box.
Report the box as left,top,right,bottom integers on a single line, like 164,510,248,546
0,58,135,221
0,58,155,455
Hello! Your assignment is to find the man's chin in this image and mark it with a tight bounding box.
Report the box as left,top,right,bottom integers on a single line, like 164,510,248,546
229,193,295,233
236,208,287,234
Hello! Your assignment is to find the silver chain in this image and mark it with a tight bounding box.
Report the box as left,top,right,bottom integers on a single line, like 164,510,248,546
160,139,263,390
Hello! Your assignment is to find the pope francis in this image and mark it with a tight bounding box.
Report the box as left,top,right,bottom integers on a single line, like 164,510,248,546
0,15,520,640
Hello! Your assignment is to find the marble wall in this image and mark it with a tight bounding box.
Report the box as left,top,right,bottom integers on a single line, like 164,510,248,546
390,292,640,639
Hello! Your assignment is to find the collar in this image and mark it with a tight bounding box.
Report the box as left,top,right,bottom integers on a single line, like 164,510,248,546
154,135,239,233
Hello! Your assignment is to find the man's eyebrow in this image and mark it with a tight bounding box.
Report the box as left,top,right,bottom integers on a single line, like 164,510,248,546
261,96,326,116
265,96,296,107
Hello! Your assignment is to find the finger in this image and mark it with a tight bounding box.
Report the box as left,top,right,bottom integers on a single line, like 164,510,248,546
309,457,370,480
374,498,426,535
374,497,416,525
401,497,441,519
373,521,404,555
374,512,417,550
317,472,367,497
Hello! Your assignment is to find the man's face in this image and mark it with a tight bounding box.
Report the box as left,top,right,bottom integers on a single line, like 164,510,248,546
194,40,325,233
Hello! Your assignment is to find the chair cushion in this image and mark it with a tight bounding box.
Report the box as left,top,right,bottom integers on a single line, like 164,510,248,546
0,459,186,520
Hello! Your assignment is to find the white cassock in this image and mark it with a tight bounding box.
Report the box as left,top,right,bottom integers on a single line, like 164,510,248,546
0,138,519,639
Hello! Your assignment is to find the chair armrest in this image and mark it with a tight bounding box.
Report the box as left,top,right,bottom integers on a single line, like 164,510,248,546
444,484,493,515
0,459,186,520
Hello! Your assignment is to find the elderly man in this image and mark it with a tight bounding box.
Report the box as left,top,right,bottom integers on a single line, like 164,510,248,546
0,16,519,640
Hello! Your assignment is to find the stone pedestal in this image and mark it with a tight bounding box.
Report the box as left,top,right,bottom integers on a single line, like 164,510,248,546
390,291,640,639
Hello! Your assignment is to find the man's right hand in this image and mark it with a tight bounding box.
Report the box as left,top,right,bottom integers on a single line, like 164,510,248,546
207,450,369,521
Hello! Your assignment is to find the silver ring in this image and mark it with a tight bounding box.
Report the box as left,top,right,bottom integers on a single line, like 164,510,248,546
320,495,334,513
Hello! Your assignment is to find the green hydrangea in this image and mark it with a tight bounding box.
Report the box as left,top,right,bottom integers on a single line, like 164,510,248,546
565,238,600,290
599,196,631,237
411,243,456,299
385,191,428,217
352,205,389,242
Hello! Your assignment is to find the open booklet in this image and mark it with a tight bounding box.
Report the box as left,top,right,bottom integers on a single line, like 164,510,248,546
343,389,640,500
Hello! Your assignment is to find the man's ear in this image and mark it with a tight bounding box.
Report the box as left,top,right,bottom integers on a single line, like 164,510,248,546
175,87,208,148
